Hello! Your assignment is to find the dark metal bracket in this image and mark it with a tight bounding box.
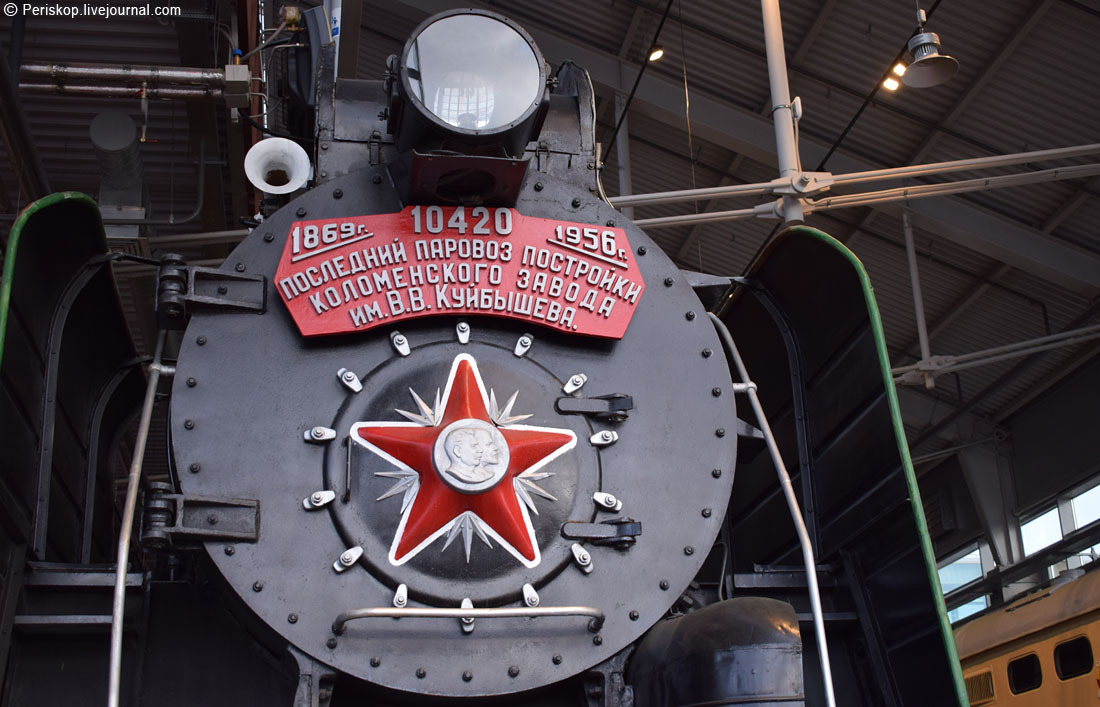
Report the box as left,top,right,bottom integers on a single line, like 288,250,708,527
141,482,259,547
555,394,634,422
561,518,641,549
156,254,267,330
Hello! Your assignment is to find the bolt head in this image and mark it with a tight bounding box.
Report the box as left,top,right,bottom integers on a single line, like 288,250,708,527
189,462,201,473
716,428,726,437
394,597,406,606
664,277,674,286
326,638,338,649
592,634,603,646
373,174,383,184
343,371,355,380
601,431,612,441
458,322,469,331
312,427,325,439
578,551,590,564
296,207,307,217
686,311,696,320
552,654,563,665
416,668,426,679
235,263,245,273
207,514,218,525
712,387,722,396
637,246,647,255
571,198,581,208
508,665,520,677
712,468,723,478
702,508,713,517
394,335,406,344
333,188,343,199
370,656,380,667
659,579,669,590
629,610,639,621
288,613,298,624
571,375,582,385
533,182,544,191
311,492,324,503
463,671,473,682
263,233,274,242
684,546,695,556
252,581,264,592
519,336,530,346
186,377,197,387
224,545,235,555
702,348,712,358
184,419,195,430
196,335,207,345
340,551,354,565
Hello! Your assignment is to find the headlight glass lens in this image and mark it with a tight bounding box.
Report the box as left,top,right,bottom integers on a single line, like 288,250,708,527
406,14,541,131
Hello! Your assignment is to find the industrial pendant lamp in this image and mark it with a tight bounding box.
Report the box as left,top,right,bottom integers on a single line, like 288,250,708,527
901,6,959,88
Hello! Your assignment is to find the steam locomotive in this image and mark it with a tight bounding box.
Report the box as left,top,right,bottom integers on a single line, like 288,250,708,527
0,8,965,706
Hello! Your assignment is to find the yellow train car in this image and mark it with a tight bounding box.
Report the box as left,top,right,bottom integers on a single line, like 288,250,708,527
954,566,1100,706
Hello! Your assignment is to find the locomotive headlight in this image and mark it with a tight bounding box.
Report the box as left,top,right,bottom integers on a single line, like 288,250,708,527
389,9,550,159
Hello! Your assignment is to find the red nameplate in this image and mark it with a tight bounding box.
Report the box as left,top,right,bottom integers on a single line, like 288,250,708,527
274,206,645,339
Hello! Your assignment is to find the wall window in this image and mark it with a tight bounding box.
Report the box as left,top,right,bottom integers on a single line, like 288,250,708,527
1071,483,1100,526
938,547,989,623
1007,654,1042,694
1053,636,1093,680
1020,507,1062,556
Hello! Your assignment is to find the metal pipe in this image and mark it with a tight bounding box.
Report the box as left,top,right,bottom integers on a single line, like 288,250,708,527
332,605,605,636
760,0,802,223
807,163,1100,211
893,324,1100,381
708,312,837,707
831,143,1100,187
611,143,1100,209
902,212,934,389
21,62,226,86
19,82,224,101
258,0,269,130
612,180,775,208
634,205,760,228
108,331,172,707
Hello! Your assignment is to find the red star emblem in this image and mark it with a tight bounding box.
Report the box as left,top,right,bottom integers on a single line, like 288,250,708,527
351,354,576,568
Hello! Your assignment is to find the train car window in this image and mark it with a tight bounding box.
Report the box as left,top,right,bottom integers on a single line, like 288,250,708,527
1007,654,1042,694
1054,636,1093,680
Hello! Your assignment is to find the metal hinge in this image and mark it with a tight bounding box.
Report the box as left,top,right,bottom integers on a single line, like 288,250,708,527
141,482,259,547
156,253,267,329
555,394,634,422
561,518,641,549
